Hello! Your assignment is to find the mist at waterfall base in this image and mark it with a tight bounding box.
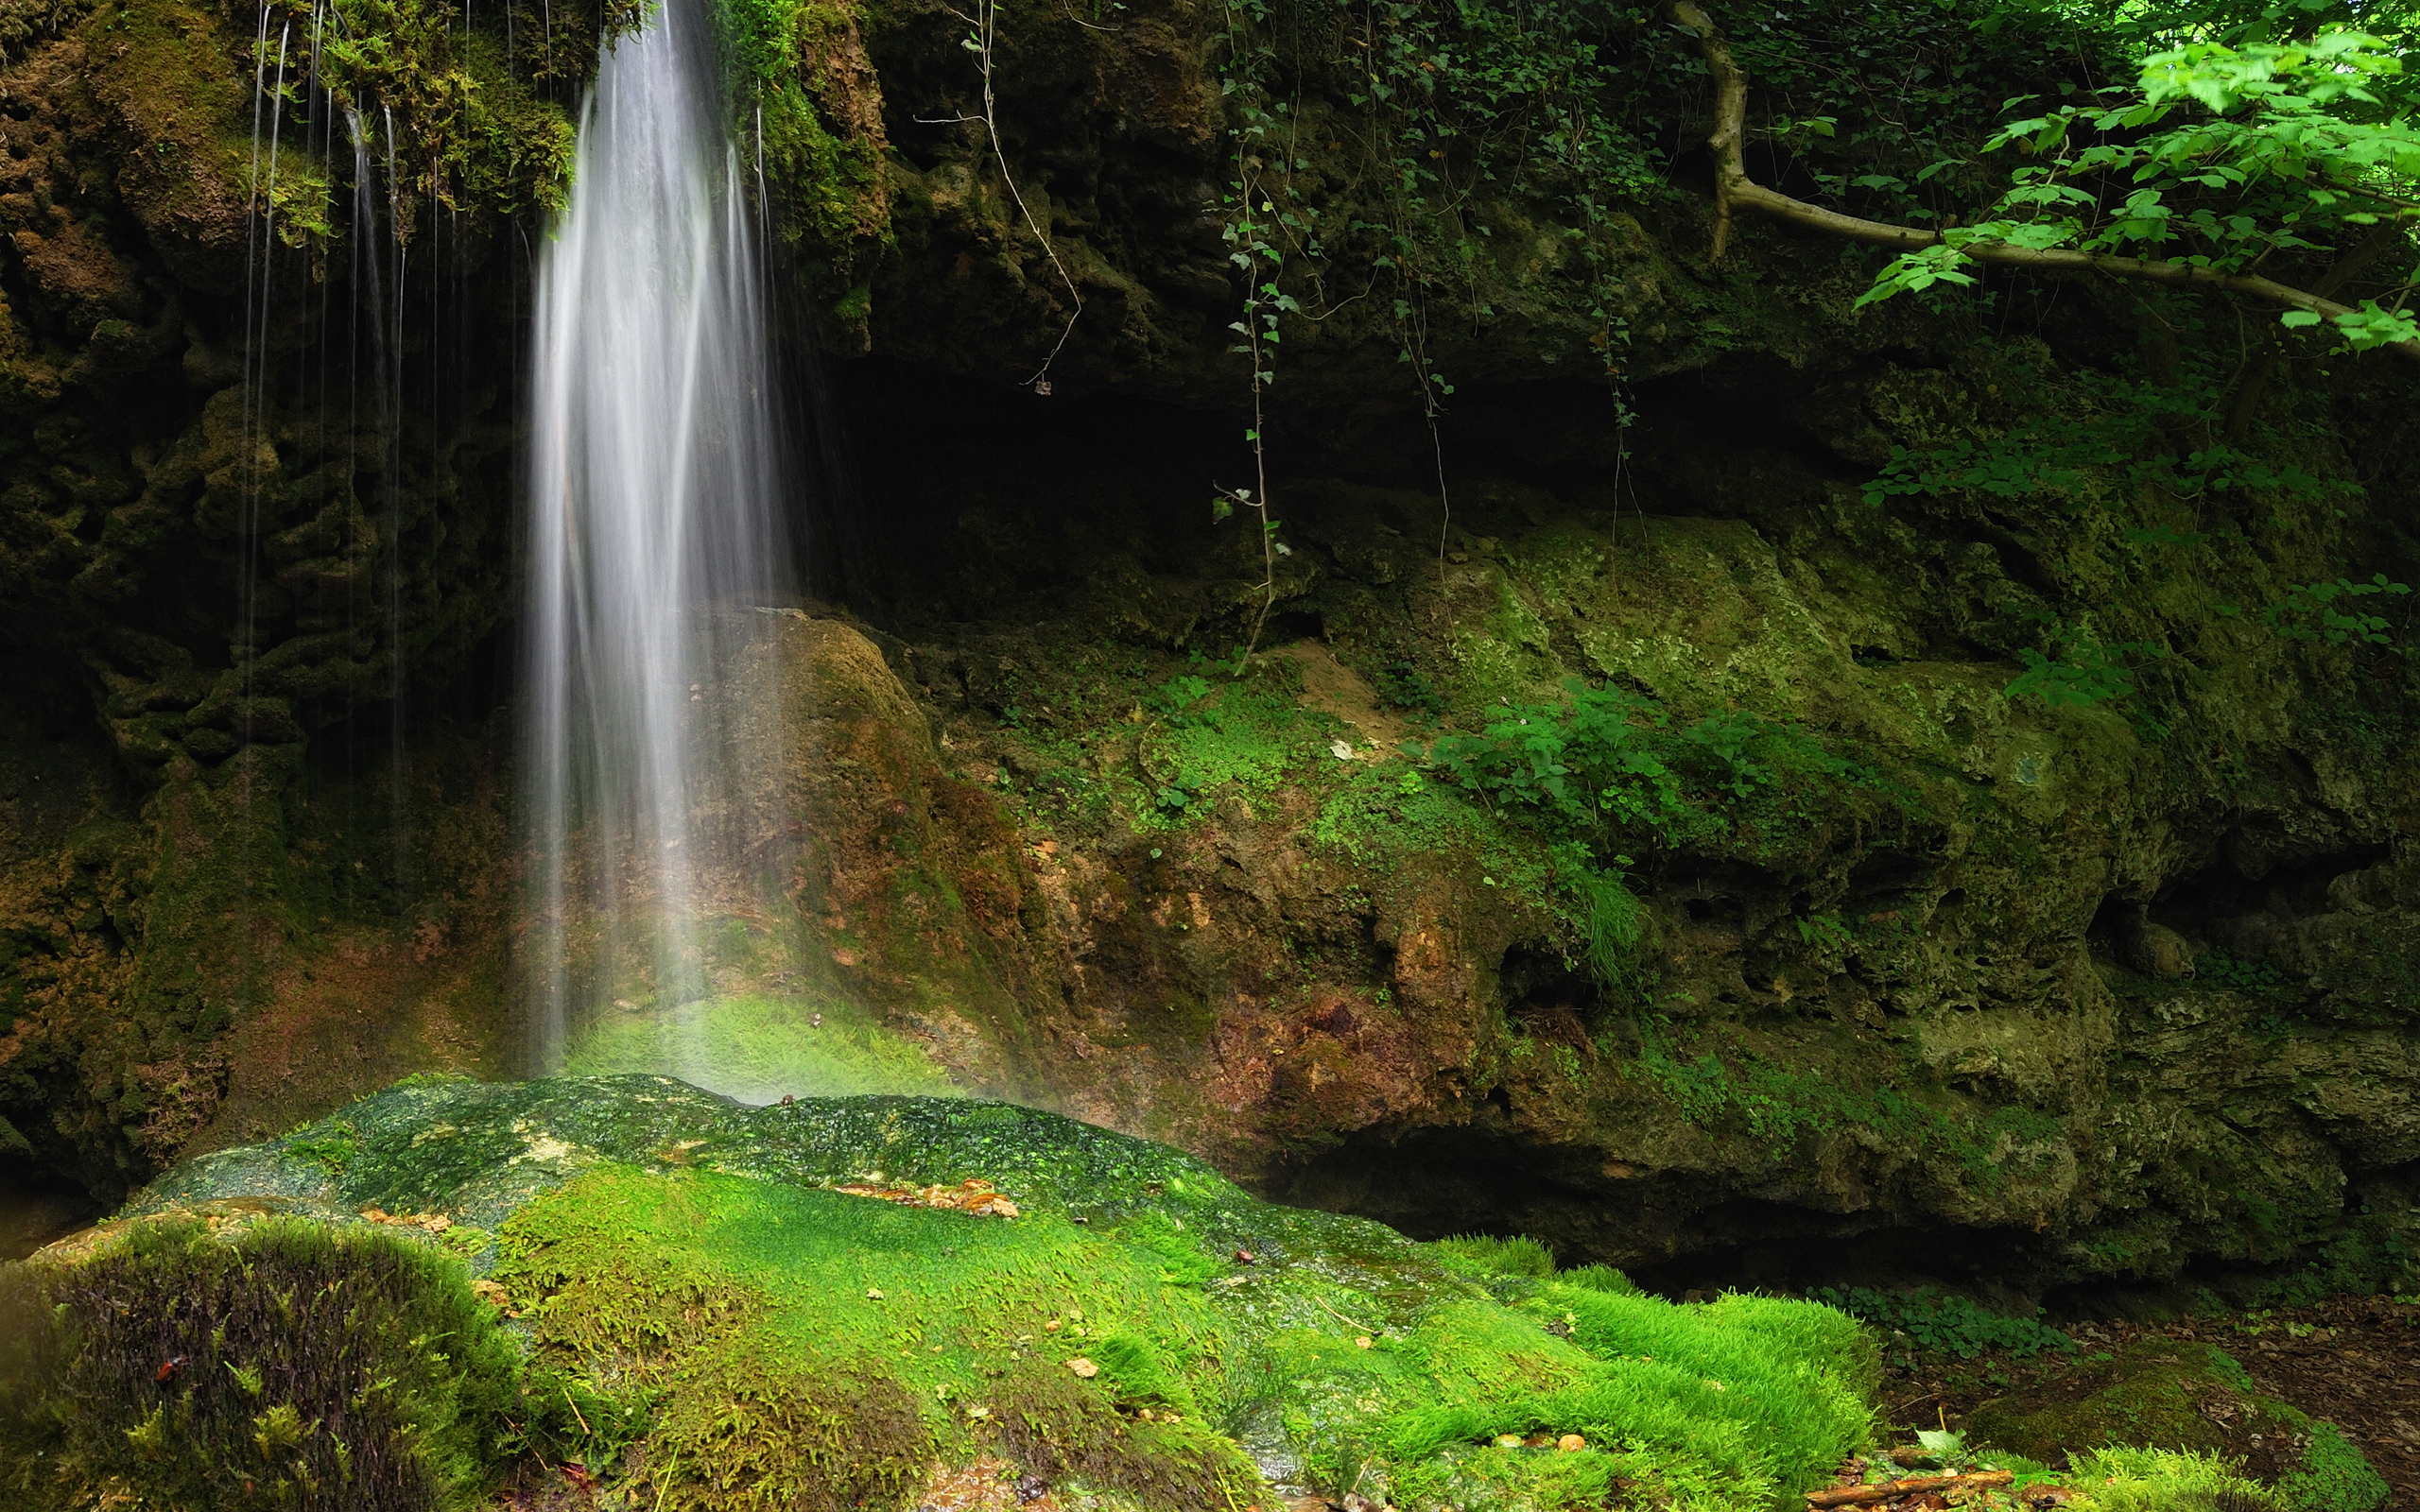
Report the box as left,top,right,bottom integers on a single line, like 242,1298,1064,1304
523,0,832,1102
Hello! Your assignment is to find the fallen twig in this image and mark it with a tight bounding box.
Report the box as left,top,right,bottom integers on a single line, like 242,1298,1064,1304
1806,1469,2014,1507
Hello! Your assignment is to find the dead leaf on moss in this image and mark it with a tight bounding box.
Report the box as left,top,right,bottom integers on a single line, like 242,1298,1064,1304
359,1207,451,1233
1064,1357,1098,1378
836,1177,1020,1218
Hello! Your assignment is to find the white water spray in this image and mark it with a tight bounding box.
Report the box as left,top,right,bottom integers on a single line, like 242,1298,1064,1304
524,0,790,1069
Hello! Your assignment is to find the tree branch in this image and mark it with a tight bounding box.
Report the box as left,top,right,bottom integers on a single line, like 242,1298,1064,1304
1667,1,2420,364
2228,220,2411,438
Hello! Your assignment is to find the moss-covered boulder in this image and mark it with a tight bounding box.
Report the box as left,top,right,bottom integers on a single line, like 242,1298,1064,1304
1969,1338,2387,1512
6,1074,1894,1510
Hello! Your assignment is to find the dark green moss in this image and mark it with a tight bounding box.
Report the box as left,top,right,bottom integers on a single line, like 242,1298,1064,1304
645,1343,933,1512
0,1217,520,1511
989,1358,1256,1510
1971,1340,2297,1465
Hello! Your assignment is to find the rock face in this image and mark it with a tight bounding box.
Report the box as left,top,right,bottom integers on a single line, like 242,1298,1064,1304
0,0,2416,1315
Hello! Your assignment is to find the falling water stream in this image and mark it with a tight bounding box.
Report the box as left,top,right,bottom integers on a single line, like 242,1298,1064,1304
524,0,792,1072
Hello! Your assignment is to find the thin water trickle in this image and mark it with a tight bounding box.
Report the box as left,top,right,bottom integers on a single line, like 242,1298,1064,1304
524,0,793,1073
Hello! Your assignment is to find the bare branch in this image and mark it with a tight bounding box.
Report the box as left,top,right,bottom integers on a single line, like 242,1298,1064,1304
1667,1,2420,363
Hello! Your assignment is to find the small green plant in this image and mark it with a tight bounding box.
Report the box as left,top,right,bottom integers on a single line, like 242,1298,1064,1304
1808,1284,2075,1365
285,1119,361,1174
1134,675,1296,825
2004,619,2169,737
2275,1421,2391,1511
2199,950,2290,994
1421,679,1684,835
1374,660,1445,722
2259,575,2411,645
1150,674,1215,723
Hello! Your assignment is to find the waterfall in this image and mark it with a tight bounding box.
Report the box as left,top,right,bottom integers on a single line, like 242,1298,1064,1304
524,0,791,1072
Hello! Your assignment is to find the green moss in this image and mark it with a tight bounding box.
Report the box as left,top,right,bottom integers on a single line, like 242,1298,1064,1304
562,992,959,1104
113,1076,1904,1510
1962,1335,2380,1505
708,0,889,301
990,1358,1255,1509
227,0,588,241
285,1118,361,1174
1434,1232,1558,1280
643,1339,934,1512
0,1217,520,1510
1132,674,1306,830
77,1080,2347,1512
2274,1421,2388,1512
1312,769,1617,983
1629,1020,2070,1191
1376,1286,1875,1509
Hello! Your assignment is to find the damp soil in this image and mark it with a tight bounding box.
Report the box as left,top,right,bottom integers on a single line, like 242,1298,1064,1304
1884,1296,2420,1503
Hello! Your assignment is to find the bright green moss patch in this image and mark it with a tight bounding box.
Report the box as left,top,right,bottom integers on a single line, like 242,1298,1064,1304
562,993,959,1103
1377,1289,1877,1508
2063,1447,2277,1512
1133,673,1309,830
1435,1231,1560,1280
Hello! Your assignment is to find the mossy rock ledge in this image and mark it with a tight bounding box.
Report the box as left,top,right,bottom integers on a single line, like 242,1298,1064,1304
1,1074,1888,1511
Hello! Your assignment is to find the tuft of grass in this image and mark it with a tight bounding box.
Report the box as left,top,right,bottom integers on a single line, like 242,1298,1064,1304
1558,1263,1639,1295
